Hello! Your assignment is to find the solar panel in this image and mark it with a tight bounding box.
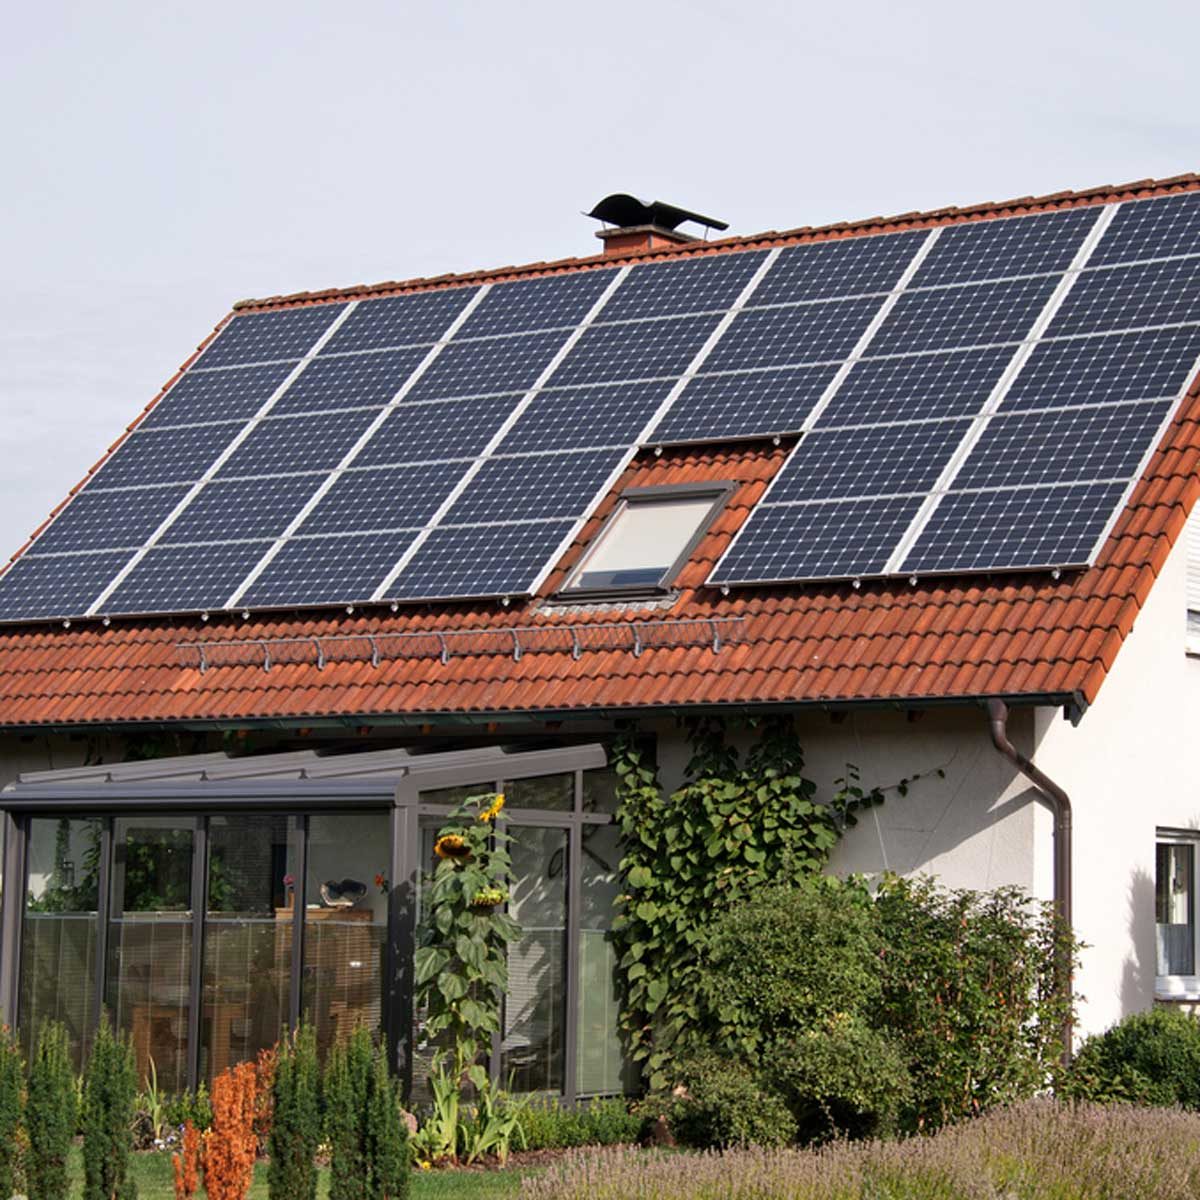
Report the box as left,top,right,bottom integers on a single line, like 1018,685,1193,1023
141,363,296,428
32,487,191,554
322,288,478,354
710,497,926,583
270,349,431,415
901,482,1126,573
952,401,1172,490
768,419,973,502
651,364,839,442
242,531,421,608
194,305,348,369
819,347,1013,426
386,520,578,600
912,207,1095,286
6,187,1200,622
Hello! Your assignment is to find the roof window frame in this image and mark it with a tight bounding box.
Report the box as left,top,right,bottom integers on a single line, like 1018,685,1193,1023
557,481,735,603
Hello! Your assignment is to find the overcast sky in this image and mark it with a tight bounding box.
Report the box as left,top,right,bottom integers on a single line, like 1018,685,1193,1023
1,0,1198,556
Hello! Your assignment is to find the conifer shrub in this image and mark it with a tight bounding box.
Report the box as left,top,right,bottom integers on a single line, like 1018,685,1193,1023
202,1061,259,1200
268,1025,321,1200
81,1016,138,1200
364,1048,409,1200
172,1121,201,1200
325,1028,409,1200
26,1020,76,1200
325,1027,373,1200
0,1025,23,1200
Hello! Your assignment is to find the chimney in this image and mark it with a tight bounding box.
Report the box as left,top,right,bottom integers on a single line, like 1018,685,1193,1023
586,193,729,256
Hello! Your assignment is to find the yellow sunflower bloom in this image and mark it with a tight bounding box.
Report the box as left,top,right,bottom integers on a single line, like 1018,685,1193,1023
433,833,470,860
480,792,506,822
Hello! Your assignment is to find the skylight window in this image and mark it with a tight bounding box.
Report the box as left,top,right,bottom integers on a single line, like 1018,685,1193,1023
564,485,730,596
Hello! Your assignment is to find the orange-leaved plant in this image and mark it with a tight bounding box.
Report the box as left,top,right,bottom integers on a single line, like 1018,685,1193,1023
202,1062,259,1200
173,1120,201,1200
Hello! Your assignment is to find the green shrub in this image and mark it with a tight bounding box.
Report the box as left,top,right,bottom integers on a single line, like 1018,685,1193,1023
164,1085,212,1132
515,1097,641,1150
1065,1008,1200,1107
764,1020,911,1143
325,1027,373,1200
364,1048,408,1200
269,1025,321,1200
668,1053,796,1150
26,1021,76,1200
0,1025,23,1200
875,875,1077,1130
698,877,880,1058
81,1016,138,1200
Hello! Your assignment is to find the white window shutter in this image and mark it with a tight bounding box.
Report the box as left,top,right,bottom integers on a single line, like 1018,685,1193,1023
1187,506,1200,649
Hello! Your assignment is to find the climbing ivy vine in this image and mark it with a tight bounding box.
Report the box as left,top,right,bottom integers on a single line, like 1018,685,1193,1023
612,716,935,1090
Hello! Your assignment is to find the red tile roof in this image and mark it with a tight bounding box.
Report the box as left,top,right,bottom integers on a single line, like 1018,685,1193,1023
1,173,1198,729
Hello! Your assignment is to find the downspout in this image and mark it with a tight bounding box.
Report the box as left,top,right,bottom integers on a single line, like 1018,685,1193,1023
986,698,1074,1061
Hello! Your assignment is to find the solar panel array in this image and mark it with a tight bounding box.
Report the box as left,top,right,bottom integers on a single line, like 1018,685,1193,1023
2,190,1200,621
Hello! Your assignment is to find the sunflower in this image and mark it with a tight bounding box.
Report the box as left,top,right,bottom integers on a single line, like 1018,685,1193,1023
433,833,470,860
479,792,506,822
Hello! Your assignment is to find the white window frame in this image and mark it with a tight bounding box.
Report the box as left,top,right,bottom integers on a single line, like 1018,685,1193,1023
1156,829,1200,998
1186,507,1200,655
559,483,733,601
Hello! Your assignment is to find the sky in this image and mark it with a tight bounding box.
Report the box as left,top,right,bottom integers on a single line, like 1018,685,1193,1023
1,0,1199,556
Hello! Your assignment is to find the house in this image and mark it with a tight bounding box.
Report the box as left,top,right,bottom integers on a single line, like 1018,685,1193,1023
0,175,1199,1101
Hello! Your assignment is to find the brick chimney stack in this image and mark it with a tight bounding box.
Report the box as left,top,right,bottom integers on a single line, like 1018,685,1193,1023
587,194,729,257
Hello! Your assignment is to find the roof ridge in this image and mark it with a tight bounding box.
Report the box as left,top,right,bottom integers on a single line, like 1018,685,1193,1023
232,171,1200,312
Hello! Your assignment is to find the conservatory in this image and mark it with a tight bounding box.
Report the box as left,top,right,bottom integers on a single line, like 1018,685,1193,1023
0,742,631,1101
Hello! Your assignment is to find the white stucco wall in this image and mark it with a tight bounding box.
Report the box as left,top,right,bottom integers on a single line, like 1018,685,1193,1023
650,703,1052,907
1035,527,1200,1036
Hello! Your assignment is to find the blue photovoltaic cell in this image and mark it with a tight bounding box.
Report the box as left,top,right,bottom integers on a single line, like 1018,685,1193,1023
751,230,926,306
0,551,133,621
105,541,275,613
953,400,1171,490
710,496,926,582
404,330,568,401
769,420,972,502
195,305,347,369
869,275,1059,356
141,363,296,428
1003,326,1200,411
913,207,1096,287
500,381,672,451
446,450,625,525
1091,191,1200,266
651,364,839,442
703,296,880,373
1046,256,1200,338
820,346,1012,426
551,314,723,385
271,348,430,415
457,270,616,337
241,531,420,608
168,475,326,543
299,463,463,534
90,423,243,488
902,482,1126,573
32,486,191,554
322,288,479,355
386,520,577,600
355,397,514,466
600,250,768,322
215,410,381,478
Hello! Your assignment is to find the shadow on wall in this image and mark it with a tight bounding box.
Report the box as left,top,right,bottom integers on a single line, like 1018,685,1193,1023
1120,866,1156,1019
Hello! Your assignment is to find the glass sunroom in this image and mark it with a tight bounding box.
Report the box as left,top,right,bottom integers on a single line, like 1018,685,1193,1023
0,742,632,1101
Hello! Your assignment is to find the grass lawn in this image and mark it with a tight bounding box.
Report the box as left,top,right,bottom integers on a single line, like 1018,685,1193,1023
63,1147,528,1198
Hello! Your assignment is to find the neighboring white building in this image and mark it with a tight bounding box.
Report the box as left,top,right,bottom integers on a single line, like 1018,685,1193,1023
1,174,1199,1093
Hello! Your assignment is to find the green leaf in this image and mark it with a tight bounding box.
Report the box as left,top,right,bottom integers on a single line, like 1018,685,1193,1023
438,971,468,1002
